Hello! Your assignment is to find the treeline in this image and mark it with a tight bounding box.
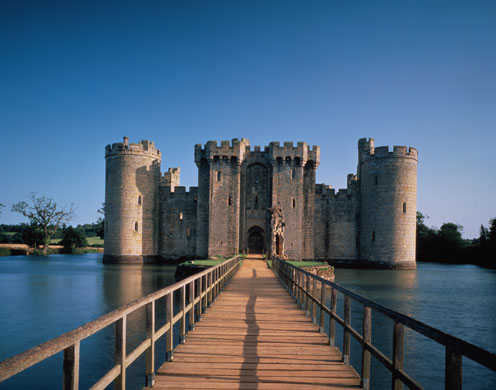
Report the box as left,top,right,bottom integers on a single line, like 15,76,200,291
0,222,104,250
417,212,496,268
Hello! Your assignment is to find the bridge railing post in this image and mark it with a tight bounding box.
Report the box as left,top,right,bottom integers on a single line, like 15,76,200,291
319,281,326,333
362,306,371,390
145,301,155,386
343,296,351,364
196,276,203,321
392,321,404,390
165,292,173,362
114,316,126,390
305,274,311,316
180,285,186,344
62,341,80,390
445,347,462,390
189,281,195,331
329,287,337,346
312,278,317,324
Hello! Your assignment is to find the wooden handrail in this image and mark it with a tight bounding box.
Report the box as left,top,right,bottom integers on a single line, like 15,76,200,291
272,258,496,390
0,255,241,389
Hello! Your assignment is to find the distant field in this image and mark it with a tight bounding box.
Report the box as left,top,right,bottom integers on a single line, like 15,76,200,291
87,237,104,245
50,236,104,246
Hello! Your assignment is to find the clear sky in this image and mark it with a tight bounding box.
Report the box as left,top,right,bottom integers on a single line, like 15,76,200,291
0,0,495,238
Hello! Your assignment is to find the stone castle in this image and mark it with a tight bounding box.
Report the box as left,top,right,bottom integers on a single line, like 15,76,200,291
104,137,418,269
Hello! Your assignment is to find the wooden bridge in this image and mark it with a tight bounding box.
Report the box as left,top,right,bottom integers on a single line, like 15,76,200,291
149,256,360,389
1,254,495,389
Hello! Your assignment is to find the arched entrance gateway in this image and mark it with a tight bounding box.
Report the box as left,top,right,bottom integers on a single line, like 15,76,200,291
247,226,264,254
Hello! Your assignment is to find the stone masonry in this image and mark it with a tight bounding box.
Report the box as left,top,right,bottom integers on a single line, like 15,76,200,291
104,137,418,269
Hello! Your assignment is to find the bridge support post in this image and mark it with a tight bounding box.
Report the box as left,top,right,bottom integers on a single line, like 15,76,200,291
343,296,351,364
189,281,195,331
114,316,126,390
445,347,462,390
312,278,317,324
146,301,155,386
319,282,326,333
180,286,186,344
362,306,371,390
329,287,336,346
62,341,80,390
165,293,174,362
392,322,404,390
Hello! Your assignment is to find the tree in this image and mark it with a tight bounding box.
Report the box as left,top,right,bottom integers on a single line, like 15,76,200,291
96,203,105,239
488,218,496,245
60,226,88,252
0,203,4,218
12,193,75,255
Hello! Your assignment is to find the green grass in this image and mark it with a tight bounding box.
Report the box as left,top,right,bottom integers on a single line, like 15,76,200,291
50,236,104,246
87,237,104,245
288,261,329,267
266,260,329,269
182,259,224,266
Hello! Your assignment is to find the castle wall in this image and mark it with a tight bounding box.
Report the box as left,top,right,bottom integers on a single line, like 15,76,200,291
303,162,317,260
314,184,330,259
159,186,197,259
326,188,360,261
104,138,161,263
195,157,210,258
358,139,418,268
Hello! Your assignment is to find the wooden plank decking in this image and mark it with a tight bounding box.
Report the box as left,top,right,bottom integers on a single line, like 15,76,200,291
146,256,361,389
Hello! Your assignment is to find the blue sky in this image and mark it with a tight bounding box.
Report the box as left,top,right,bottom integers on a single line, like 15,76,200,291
0,0,495,238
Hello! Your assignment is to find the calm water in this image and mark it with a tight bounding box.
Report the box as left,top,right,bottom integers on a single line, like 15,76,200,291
0,256,495,389
0,254,177,390
333,263,496,389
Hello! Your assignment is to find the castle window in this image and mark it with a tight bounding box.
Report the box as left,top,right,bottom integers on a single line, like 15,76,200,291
403,202,407,213
217,171,221,181
228,196,233,206
292,199,296,208
186,228,190,237
372,230,375,242
138,195,142,205
254,196,258,209
179,212,183,220
292,168,296,179
374,175,378,186
194,196,197,202
286,156,291,164
134,222,139,232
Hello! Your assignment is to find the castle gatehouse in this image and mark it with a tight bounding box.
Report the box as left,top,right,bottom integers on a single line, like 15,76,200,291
104,137,418,269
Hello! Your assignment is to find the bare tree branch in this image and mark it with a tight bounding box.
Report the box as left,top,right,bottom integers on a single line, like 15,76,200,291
11,193,76,255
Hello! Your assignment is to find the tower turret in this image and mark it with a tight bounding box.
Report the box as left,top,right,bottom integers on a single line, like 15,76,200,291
103,137,161,263
358,139,418,268
194,138,250,258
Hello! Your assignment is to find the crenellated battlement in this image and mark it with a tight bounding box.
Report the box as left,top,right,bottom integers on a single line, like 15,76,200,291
105,137,161,160
359,138,417,163
195,138,250,166
268,141,320,167
316,173,359,202
161,186,198,197
161,167,180,188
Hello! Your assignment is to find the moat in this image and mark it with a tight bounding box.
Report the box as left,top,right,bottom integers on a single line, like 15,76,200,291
0,254,495,389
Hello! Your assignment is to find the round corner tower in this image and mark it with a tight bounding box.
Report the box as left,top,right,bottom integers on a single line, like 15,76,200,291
104,137,161,264
358,138,418,269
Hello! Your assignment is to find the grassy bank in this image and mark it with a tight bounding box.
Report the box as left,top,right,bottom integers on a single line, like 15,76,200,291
0,245,103,257
266,260,330,269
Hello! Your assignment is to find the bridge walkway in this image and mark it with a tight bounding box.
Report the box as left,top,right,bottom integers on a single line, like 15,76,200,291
146,256,361,390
